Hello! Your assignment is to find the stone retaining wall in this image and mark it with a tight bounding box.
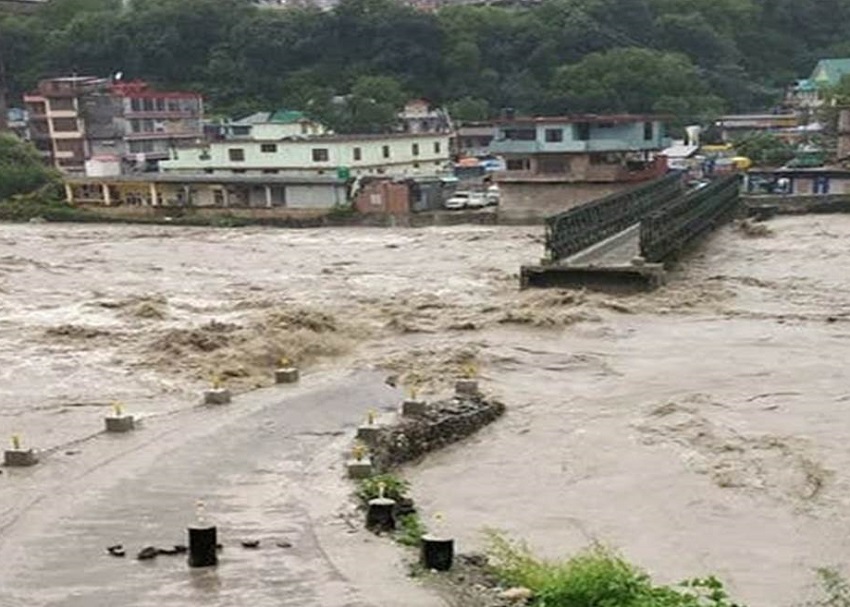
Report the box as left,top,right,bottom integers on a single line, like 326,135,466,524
367,396,505,471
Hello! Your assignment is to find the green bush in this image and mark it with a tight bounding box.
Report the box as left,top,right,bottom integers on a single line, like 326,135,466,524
485,531,742,607
395,513,427,547
356,474,410,504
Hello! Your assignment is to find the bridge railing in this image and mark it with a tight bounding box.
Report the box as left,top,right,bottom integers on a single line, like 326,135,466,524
639,175,740,263
545,172,683,262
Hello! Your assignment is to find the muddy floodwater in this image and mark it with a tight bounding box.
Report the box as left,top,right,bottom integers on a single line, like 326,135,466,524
1,217,849,606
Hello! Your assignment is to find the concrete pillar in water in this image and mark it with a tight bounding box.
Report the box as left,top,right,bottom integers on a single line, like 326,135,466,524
188,525,218,568
274,367,299,384
421,535,454,571
347,457,373,479
401,399,427,416
105,414,135,433
4,449,38,467
204,388,231,405
4,435,38,467
454,379,479,398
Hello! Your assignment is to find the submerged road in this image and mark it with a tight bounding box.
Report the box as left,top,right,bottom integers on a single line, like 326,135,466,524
0,371,440,607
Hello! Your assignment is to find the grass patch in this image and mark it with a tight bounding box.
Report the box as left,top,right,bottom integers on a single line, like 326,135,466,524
396,513,427,547
485,530,742,607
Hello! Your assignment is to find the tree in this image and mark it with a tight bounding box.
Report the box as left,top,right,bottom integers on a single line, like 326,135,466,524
448,97,490,122
0,134,60,202
733,132,795,167
549,47,725,126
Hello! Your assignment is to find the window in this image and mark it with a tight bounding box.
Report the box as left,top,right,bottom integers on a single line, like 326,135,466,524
502,128,536,141
49,97,75,111
574,123,590,141
382,145,390,159
353,147,362,161
51,118,78,132
545,128,563,143
232,169,246,174
262,169,279,174
506,158,531,171
434,141,441,154
155,98,165,112
538,156,568,174
130,98,143,112
412,143,419,156
312,148,329,162
143,98,154,112
260,143,277,153
228,148,245,162
644,121,654,141
204,168,214,174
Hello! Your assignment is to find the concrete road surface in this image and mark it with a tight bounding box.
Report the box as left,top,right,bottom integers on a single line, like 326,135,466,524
0,370,444,607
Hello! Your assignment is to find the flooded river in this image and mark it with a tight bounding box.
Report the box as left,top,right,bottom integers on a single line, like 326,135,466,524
1,217,848,605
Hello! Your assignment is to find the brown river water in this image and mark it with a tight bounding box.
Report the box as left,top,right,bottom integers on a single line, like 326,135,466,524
0,217,848,605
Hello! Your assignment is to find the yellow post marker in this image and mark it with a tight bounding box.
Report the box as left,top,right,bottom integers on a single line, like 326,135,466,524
11,434,21,450
377,481,386,499
366,409,377,425
211,374,222,390
112,401,124,417
279,356,290,368
352,441,367,462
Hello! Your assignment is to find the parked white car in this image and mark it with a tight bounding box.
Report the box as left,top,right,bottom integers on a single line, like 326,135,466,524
465,192,488,208
444,191,473,209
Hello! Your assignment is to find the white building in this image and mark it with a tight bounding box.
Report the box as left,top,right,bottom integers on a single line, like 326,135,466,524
161,121,452,179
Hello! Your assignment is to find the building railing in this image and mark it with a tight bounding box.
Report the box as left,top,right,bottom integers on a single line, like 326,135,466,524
639,175,740,262
544,172,683,262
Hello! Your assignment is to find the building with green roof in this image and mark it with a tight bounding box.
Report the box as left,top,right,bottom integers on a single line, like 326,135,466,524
810,58,850,88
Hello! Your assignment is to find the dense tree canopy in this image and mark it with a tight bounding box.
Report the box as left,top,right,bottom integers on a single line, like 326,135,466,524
0,134,59,201
2,0,849,129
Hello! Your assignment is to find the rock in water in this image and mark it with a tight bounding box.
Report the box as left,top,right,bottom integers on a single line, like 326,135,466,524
137,546,158,561
241,540,260,549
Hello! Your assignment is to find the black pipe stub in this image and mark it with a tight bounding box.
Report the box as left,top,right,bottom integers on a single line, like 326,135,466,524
188,525,218,568
366,498,396,532
421,534,454,571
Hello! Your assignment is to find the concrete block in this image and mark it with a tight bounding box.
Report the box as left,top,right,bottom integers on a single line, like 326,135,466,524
4,448,38,467
204,388,231,405
402,399,427,416
275,367,299,384
346,458,373,479
455,379,480,397
356,425,380,444
105,414,135,433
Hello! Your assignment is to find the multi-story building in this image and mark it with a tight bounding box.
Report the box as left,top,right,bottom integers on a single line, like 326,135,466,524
398,99,452,135
454,122,495,158
489,114,669,221
159,116,452,179
24,76,203,174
